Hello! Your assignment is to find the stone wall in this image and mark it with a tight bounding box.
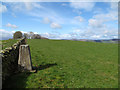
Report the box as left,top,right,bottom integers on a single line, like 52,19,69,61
0,38,26,84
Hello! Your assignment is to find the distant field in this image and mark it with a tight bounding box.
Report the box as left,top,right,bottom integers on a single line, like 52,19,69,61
4,39,118,88
0,39,18,50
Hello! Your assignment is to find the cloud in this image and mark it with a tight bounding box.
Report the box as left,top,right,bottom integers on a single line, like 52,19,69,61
3,0,42,2
40,32,72,39
85,2,118,39
73,9,82,15
11,31,28,34
50,22,62,29
0,29,13,40
88,19,105,28
41,17,62,29
7,2,43,12
11,13,17,17
88,4,118,29
110,2,118,10
24,2,43,11
91,35,101,38
74,16,85,22
0,4,7,13
6,23,18,29
0,29,40,40
93,11,118,21
1,29,117,40
34,32,39,34
60,34,71,38
66,25,118,39
29,8,65,24
61,3,67,6
42,17,51,24
70,2,95,11
71,16,85,25
40,32,59,39
5,2,64,28
73,29,83,33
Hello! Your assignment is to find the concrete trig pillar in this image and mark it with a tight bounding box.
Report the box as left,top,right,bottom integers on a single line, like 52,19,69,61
18,44,34,72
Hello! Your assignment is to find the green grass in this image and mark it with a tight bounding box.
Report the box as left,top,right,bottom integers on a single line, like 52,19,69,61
0,39,18,50
3,39,118,88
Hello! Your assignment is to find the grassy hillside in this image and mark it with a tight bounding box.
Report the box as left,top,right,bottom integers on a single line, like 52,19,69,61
0,39,18,50
4,39,118,88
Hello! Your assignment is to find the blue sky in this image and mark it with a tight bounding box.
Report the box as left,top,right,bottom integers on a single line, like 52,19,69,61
0,1,118,40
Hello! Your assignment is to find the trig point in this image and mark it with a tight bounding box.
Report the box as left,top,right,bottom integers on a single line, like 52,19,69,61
18,44,35,72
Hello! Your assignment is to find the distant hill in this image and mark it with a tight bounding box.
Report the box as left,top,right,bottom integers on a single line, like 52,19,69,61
92,39,119,43
60,39,119,43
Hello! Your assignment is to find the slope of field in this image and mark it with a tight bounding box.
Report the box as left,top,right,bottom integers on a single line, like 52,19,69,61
4,39,118,88
0,39,18,50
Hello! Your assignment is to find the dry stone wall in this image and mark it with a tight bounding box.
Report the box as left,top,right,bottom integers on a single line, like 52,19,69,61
0,38,26,84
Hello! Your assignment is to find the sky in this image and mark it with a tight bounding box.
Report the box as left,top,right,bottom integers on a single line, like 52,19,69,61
0,1,118,40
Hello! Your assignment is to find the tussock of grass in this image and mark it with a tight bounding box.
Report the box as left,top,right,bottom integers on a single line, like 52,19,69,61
3,39,118,88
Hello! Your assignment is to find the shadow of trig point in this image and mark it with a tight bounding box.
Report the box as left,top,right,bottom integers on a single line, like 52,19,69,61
18,44,36,72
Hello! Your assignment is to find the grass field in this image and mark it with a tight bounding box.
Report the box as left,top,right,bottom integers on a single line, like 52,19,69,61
0,39,18,50
3,39,118,88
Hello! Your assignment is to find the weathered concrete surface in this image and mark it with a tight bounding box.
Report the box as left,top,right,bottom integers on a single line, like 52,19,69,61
18,44,33,71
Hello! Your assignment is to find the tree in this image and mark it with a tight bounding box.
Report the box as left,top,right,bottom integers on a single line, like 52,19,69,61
13,31,23,39
23,33,29,39
31,34,41,39
28,32,34,39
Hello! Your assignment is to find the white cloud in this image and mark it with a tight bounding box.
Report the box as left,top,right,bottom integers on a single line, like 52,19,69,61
70,2,95,11
29,5,65,25
40,32,72,39
0,29,40,40
60,34,72,39
88,4,118,29
71,16,85,25
93,11,118,21
6,2,65,27
91,35,101,38
7,2,43,12
73,9,82,15
110,2,118,10
40,32,59,39
34,32,38,34
6,23,18,29
1,28,116,40
88,19,104,28
0,29,13,40
11,13,17,17
61,3,67,6
86,2,118,39
42,17,51,24
2,0,119,2
73,29,83,33
74,16,85,22
93,8,103,14
66,26,118,39
12,31,39,35
24,2,42,11
50,22,62,29
2,0,43,2
0,4,7,13
12,31,28,34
